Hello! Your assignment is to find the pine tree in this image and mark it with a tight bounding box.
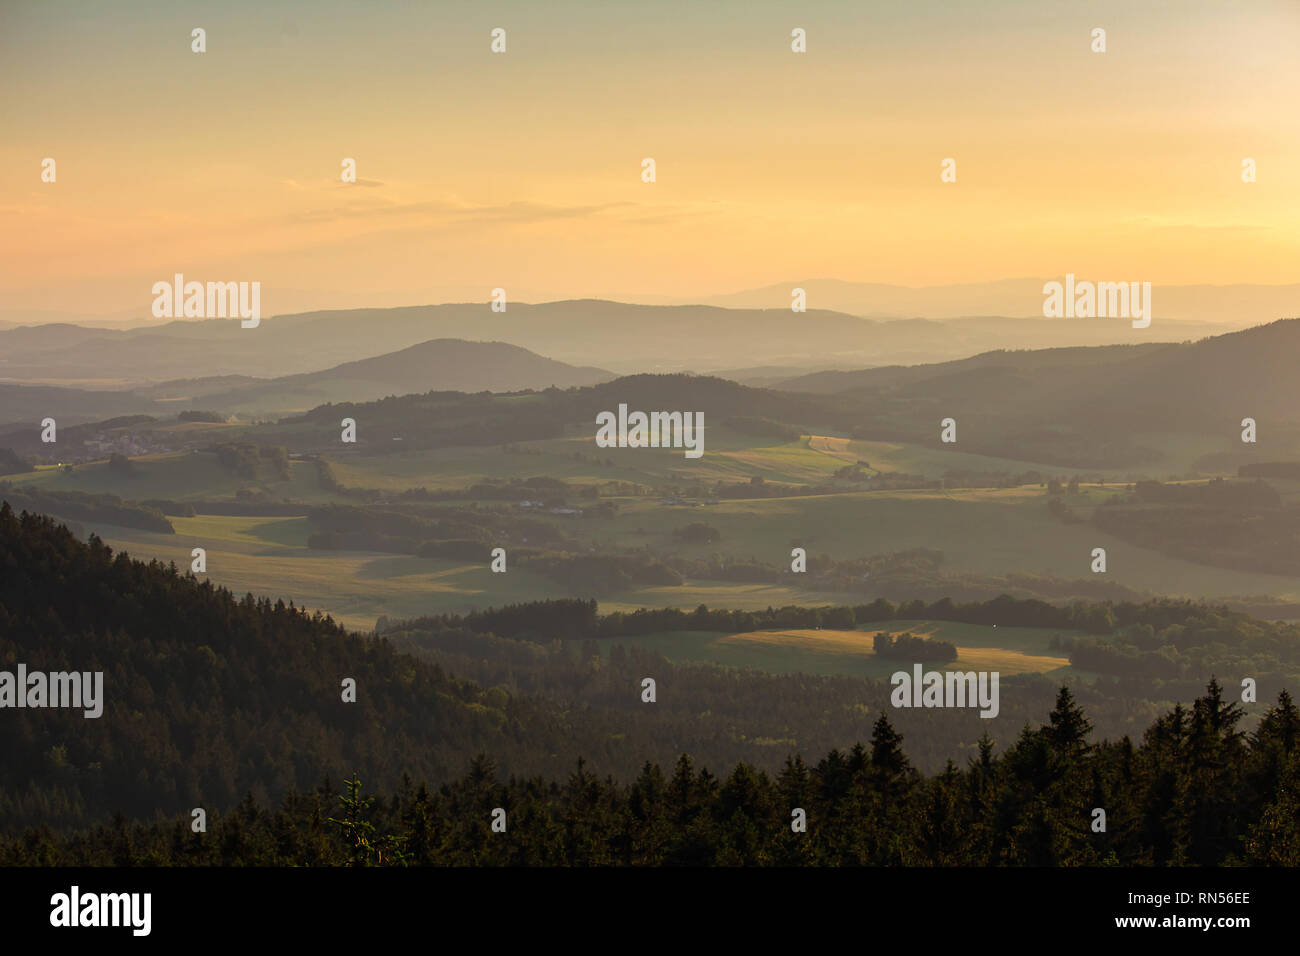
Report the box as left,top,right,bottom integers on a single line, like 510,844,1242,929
1044,686,1093,756
870,714,908,779
328,774,377,867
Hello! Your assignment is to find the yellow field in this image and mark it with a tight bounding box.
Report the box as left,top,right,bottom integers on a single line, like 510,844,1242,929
946,646,1071,673
719,628,1071,676
805,435,859,462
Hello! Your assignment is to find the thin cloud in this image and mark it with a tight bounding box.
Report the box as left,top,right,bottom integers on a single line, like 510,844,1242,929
287,198,635,227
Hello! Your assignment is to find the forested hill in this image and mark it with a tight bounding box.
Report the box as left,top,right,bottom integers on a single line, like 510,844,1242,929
774,318,1300,441
0,504,606,831
269,373,861,450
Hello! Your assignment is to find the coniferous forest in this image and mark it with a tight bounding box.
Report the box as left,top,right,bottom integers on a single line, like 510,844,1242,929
6,683,1299,867
3,504,1298,867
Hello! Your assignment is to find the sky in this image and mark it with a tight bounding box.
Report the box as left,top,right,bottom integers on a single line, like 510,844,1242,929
1,0,1298,316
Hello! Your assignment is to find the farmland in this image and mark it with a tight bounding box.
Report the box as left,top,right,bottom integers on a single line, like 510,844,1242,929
594,620,1077,679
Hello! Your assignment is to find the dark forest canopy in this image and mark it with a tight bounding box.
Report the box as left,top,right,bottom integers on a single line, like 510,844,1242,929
4,683,1299,866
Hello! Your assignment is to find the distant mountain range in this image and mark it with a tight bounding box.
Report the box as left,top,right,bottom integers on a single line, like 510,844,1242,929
0,299,1260,388
11,277,1295,328
688,278,1300,325
0,309,148,330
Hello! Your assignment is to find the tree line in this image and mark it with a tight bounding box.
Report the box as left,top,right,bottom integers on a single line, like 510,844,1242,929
4,684,1297,866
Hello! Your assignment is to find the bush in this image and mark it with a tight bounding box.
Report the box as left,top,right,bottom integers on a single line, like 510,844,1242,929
674,522,721,544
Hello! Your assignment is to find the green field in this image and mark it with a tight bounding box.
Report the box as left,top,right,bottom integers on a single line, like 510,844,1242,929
322,429,1172,493
595,620,1080,680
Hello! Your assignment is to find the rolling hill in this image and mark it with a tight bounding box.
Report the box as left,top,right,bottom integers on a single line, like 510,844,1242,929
771,319,1300,463
186,339,612,414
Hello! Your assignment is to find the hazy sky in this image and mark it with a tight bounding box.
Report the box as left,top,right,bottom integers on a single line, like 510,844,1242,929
2,0,1298,316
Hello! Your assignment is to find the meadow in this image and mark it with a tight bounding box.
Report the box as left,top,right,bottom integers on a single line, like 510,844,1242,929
594,620,1076,680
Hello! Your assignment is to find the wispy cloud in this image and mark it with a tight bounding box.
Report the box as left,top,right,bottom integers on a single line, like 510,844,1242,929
287,197,637,227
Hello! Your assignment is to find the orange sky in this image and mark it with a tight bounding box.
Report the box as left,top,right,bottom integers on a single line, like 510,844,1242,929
2,0,1298,316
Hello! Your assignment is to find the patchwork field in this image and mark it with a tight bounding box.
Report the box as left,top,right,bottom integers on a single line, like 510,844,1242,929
320,430,1171,493
89,515,864,631
16,422,1300,638
92,516,558,630
74,475,1300,636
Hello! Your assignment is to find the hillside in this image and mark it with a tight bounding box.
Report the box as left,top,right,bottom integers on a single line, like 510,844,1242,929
0,383,162,430
771,320,1300,463
773,343,1168,394
2,507,732,831
188,339,612,414
776,320,1300,414
255,373,858,454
